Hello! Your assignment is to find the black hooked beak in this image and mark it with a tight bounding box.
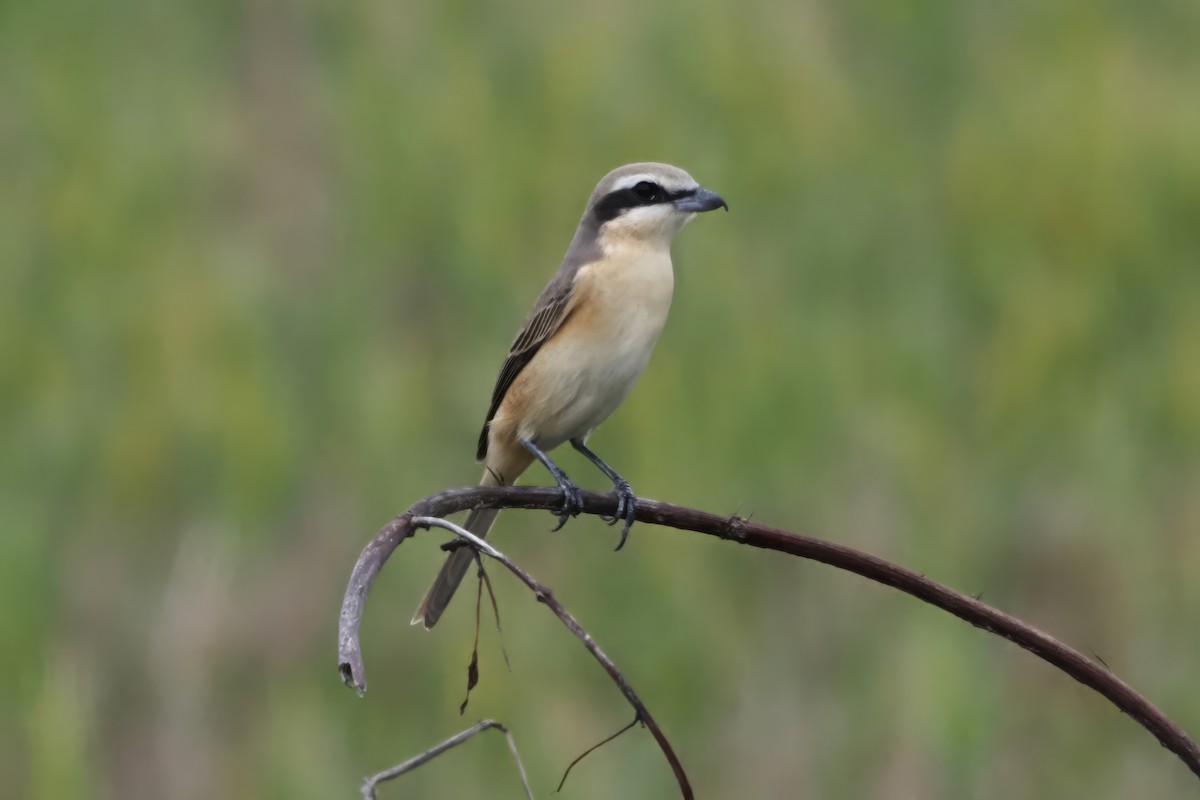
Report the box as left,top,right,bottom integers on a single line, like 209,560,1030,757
673,187,728,213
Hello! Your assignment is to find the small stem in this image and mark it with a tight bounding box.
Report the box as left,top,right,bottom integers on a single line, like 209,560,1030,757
360,719,533,800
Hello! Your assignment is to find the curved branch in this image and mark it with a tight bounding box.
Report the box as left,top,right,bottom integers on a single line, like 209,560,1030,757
338,485,1200,783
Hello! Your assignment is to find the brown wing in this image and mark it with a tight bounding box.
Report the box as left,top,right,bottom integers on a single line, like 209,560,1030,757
476,271,580,460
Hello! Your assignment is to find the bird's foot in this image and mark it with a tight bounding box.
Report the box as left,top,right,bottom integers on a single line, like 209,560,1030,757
550,476,584,532
605,479,637,550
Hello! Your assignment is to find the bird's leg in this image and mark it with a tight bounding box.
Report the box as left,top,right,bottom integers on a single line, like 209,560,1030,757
519,438,583,531
570,438,637,551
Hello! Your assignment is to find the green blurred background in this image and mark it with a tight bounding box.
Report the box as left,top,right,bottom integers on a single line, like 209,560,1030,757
3,0,1199,797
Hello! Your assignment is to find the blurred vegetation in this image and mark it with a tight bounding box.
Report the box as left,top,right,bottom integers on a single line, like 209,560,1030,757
3,0,1199,797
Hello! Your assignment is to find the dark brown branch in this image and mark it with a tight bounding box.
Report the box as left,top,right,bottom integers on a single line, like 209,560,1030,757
360,718,532,800
411,515,692,799
556,714,641,792
338,485,1200,783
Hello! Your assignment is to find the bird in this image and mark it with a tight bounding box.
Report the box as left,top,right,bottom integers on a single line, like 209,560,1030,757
411,162,727,629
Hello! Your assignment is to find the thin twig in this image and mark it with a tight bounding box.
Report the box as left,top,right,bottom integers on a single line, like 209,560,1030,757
478,555,513,671
338,485,1200,783
556,714,641,792
458,559,483,715
360,719,533,800
411,515,693,798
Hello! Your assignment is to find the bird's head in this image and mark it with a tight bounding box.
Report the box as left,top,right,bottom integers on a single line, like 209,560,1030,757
583,162,727,247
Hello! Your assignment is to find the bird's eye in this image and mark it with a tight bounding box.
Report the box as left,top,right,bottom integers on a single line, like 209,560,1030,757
633,181,661,201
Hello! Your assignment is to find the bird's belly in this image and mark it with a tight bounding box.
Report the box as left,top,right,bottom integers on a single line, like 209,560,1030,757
518,272,672,449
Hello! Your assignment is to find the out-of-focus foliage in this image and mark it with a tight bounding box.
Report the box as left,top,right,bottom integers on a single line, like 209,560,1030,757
3,0,1198,797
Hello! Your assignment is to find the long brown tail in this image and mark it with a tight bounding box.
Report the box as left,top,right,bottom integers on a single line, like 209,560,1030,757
410,468,504,629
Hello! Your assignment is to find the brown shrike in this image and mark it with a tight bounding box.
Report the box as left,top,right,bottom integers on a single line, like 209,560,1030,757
412,162,727,629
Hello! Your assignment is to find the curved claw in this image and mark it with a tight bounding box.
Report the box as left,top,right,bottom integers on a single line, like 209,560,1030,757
550,479,583,532
612,481,637,551
603,495,622,526
609,485,628,525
